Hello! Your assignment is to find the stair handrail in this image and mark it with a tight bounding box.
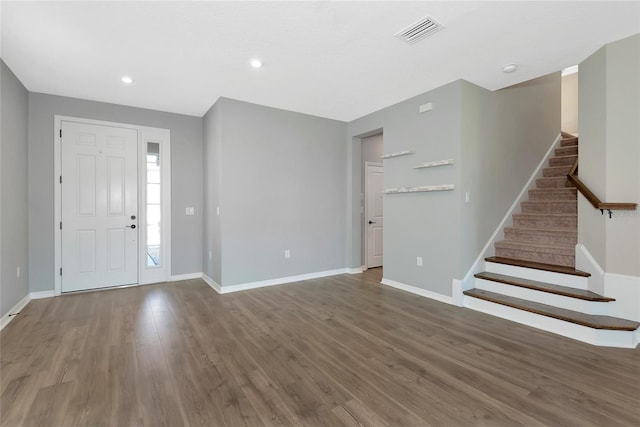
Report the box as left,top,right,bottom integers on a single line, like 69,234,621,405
567,159,637,218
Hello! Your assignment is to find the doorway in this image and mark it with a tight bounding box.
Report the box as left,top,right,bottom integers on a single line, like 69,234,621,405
361,133,384,269
54,116,172,294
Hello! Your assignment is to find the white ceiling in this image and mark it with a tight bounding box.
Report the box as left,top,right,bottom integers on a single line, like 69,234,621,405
2,1,639,121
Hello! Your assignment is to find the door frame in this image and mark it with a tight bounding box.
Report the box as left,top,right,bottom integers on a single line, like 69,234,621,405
53,115,172,295
364,161,383,268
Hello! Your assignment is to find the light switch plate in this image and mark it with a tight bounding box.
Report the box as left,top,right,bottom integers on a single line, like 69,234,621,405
186,207,195,215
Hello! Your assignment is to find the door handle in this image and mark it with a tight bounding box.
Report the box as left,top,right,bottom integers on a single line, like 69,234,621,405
368,220,376,224
125,224,136,229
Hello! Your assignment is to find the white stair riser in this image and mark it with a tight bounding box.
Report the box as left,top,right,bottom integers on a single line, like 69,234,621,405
485,262,588,289
464,296,638,348
475,279,610,315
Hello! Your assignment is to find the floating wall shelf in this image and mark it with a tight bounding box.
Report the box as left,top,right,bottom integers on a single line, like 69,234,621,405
384,184,455,194
381,150,415,159
413,159,454,169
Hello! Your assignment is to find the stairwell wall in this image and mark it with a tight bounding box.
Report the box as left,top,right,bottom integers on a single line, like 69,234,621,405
460,74,561,275
578,34,640,277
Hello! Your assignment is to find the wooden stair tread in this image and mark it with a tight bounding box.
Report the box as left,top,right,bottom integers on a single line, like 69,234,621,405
463,289,639,331
474,272,613,301
485,256,590,277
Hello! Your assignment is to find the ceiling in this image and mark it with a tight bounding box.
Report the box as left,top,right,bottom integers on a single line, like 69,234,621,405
2,1,639,122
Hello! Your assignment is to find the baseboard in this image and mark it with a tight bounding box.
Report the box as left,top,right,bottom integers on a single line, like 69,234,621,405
0,293,31,331
347,267,363,274
457,133,563,299
381,278,454,306
201,273,222,294
219,268,349,294
170,272,203,282
30,290,55,299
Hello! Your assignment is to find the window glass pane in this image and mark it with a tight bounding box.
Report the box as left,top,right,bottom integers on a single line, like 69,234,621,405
146,142,161,268
147,169,160,184
147,183,161,204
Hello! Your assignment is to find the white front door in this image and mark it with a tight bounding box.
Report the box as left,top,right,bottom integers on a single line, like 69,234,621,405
366,163,383,268
61,121,138,292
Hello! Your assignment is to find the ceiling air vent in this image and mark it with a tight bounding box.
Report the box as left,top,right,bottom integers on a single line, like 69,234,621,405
395,16,444,44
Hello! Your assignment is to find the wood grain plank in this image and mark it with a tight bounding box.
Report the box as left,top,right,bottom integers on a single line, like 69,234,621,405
1,270,638,426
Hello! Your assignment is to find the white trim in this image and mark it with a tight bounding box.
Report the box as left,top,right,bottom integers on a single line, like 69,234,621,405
202,273,222,294
451,279,464,306
219,268,349,294
603,272,640,323
562,65,579,76
381,278,454,305
575,243,605,294
54,115,171,295
347,267,363,274
0,294,31,331
456,133,563,299
170,272,202,282
30,291,55,299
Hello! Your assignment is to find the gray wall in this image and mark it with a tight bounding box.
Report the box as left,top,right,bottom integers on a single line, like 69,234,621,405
347,75,560,297
1,60,30,316
579,34,640,276
202,101,223,284
28,93,203,292
204,98,348,287
348,81,464,296
578,45,608,267
460,74,561,272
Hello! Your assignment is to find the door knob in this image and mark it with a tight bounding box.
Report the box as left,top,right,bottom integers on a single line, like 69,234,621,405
126,224,136,229
369,220,376,224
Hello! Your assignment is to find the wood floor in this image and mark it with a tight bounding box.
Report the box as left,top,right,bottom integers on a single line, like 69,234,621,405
1,268,639,426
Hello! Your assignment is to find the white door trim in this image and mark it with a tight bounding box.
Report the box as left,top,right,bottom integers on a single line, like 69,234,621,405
54,115,172,295
364,161,383,268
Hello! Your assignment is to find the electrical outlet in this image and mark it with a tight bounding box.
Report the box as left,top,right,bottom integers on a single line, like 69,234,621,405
284,250,291,259
185,207,195,215
417,257,423,267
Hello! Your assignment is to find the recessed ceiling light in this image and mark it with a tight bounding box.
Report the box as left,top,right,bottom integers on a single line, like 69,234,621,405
121,76,133,84
250,59,263,69
503,64,518,74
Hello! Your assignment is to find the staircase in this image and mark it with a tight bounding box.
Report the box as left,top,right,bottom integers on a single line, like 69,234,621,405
494,133,578,267
463,133,640,348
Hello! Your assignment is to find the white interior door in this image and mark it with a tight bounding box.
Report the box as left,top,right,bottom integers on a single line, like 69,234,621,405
366,163,383,268
61,121,138,292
